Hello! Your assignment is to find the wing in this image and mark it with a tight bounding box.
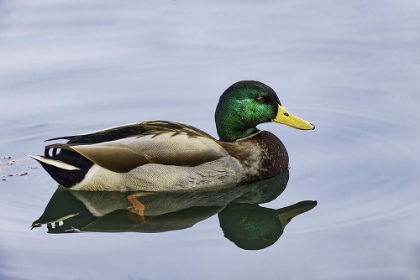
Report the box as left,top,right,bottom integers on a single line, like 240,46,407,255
45,121,229,173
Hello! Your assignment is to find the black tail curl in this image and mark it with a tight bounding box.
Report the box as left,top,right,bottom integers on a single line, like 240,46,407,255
40,145,94,188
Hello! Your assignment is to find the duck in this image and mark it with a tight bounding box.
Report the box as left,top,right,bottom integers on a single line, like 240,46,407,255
30,80,314,191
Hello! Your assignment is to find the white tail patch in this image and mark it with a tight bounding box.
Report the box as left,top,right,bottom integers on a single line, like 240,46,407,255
28,155,81,170
45,213,80,224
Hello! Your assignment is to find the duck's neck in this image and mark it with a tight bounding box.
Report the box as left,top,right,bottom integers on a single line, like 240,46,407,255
215,91,263,142
215,115,258,142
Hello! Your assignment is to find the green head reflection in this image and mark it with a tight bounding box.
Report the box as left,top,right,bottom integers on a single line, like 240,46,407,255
218,201,317,250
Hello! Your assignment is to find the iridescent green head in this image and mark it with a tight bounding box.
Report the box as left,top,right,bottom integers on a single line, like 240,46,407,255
215,80,314,142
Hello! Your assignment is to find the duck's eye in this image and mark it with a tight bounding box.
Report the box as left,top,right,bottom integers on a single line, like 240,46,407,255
255,96,265,103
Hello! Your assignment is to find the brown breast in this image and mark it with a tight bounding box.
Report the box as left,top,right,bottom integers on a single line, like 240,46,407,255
219,131,289,182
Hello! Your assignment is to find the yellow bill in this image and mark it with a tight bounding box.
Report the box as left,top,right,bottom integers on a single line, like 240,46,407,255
272,104,315,130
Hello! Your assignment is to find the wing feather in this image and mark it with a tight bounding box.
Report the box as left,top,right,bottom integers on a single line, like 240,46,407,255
44,121,226,173
66,132,228,173
45,121,215,143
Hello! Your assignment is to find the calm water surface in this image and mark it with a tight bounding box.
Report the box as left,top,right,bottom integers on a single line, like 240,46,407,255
1,1,420,279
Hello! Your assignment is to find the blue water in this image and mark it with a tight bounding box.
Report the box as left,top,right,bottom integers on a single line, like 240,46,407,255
1,1,420,279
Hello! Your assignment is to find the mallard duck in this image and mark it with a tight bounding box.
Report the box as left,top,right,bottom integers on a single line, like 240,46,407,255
30,80,314,191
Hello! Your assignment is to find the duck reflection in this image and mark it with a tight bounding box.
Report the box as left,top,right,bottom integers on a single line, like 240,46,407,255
219,201,316,250
32,170,316,250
